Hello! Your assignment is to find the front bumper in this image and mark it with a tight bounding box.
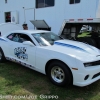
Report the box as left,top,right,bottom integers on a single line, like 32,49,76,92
73,65,100,87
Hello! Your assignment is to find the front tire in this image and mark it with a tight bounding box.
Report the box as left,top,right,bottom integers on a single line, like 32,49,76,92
47,61,72,86
0,48,6,63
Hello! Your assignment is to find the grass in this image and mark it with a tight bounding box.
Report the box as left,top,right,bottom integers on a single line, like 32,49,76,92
0,61,100,100
77,32,91,37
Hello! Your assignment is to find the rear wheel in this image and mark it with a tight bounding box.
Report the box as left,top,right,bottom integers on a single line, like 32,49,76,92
47,61,72,86
0,48,6,63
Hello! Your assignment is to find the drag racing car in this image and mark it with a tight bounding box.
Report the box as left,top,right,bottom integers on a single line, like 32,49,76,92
0,29,100,87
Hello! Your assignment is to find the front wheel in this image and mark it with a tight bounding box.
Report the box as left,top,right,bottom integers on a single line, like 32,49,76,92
47,61,72,86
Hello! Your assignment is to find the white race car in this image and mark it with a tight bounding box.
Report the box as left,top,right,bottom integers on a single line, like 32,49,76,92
0,30,100,87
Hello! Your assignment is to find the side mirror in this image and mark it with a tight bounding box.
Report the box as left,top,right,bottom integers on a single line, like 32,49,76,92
23,41,35,46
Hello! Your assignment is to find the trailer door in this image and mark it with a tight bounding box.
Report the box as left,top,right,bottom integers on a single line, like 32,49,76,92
30,20,51,31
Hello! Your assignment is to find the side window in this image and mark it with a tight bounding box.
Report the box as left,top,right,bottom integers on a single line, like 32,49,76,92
36,0,54,8
70,0,80,4
7,33,21,42
19,34,33,43
7,33,35,44
7,33,15,40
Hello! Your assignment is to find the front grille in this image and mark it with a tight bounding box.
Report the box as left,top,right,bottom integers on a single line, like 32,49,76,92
92,72,100,79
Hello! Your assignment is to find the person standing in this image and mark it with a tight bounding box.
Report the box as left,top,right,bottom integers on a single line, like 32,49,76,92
22,24,28,30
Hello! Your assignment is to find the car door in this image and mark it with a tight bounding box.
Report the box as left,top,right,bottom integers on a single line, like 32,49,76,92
6,33,36,69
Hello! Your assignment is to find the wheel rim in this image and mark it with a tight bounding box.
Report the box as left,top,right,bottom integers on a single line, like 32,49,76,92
51,66,65,83
0,51,2,60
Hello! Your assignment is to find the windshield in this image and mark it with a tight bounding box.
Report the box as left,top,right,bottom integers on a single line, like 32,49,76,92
32,32,62,46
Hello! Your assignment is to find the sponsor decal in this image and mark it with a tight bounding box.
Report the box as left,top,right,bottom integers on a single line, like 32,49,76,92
5,57,35,68
14,47,28,60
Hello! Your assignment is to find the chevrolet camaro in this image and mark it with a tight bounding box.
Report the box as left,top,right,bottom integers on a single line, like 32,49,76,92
0,30,100,87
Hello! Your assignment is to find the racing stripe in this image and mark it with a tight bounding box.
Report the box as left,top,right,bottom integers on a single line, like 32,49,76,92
0,38,7,42
54,42,87,52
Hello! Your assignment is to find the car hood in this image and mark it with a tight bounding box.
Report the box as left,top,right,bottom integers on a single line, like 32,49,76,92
54,39,100,54
49,39,100,61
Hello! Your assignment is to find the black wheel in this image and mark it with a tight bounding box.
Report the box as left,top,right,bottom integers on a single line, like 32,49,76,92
0,48,6,63
47,61,72,86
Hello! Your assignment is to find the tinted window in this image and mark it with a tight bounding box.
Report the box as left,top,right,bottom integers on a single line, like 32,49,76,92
36,0,54,8
36,0,44,8
70,0,80,4
75,0,80,3
7,33,34,44
70,0,74,4
45,0,54,7
32,32,62,46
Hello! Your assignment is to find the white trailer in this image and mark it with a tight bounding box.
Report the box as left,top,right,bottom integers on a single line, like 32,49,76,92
0,0,100,32
0,0,100,48
30,0,100,49
31,0,100,34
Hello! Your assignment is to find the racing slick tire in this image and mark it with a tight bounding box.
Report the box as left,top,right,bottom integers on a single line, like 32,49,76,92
47,61,72,86
0,47,6,63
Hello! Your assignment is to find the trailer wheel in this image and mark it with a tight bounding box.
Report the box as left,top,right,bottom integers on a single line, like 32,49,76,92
47,61,72,86
0,48,6,63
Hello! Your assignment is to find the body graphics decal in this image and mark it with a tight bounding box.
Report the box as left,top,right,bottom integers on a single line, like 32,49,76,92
6,57,35,68
14,47,28,60
0,38,7,42
54,42,87,52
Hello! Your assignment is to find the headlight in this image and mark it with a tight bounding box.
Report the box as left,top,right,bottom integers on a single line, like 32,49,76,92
84,63,93,67
84,60,100,67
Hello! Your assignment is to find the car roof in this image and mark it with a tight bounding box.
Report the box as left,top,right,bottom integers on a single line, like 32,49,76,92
11,30,50,35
